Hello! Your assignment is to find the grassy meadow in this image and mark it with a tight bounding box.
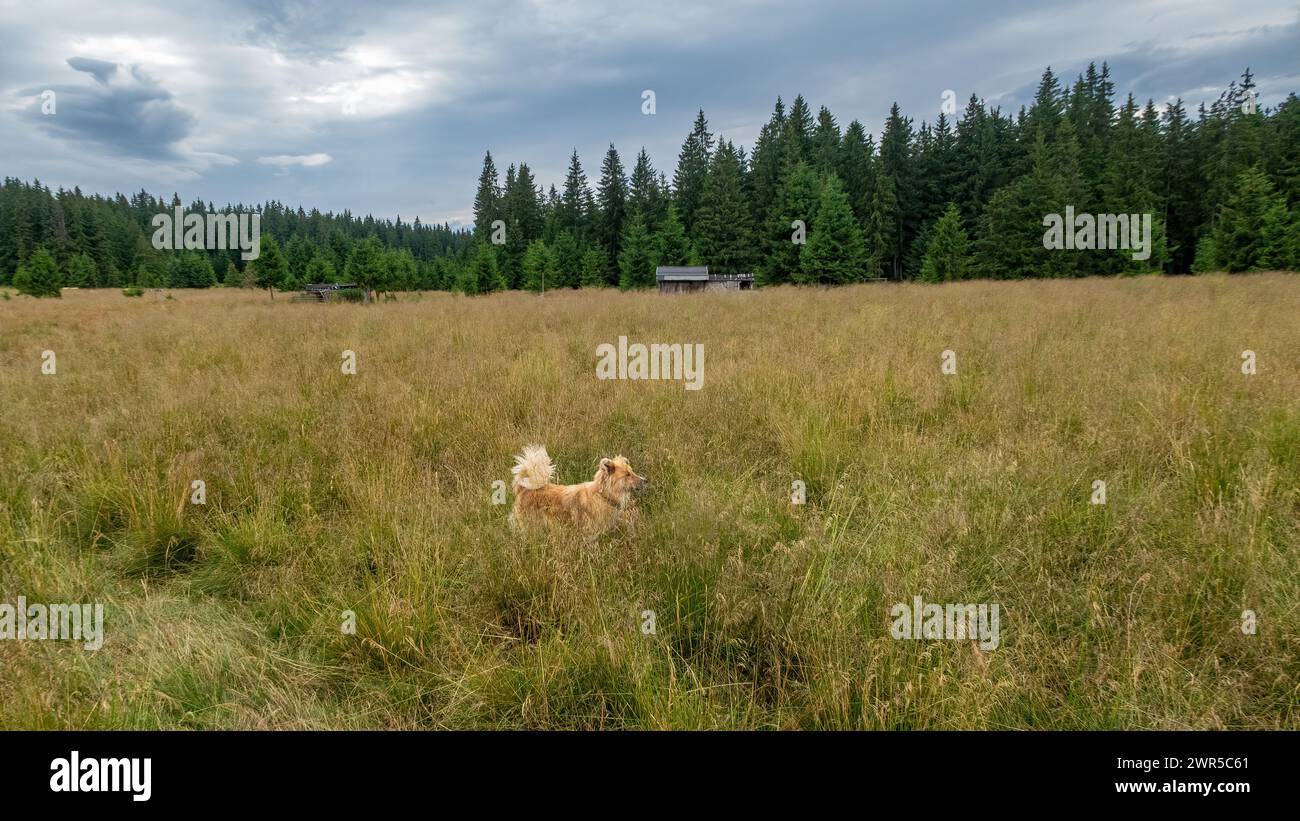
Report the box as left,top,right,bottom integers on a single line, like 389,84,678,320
0,274,1297,729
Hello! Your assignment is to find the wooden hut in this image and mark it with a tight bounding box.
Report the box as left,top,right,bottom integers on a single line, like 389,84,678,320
656,266,754,294
291,283,361,302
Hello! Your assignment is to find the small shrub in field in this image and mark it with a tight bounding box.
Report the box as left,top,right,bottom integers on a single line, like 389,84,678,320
123,286,145,297
13,247,63,297
333,288,366,303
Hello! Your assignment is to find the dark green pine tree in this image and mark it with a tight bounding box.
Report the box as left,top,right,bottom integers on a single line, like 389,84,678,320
579,246,608,288
655,204,691,267
132,233,165,287
64,252,95,287
511,163,544,242
381,248,418,294
1161,97,1199,272
1190,234,1220,273
1022,66,1065,157
560,150,595,244
919,203,972,282
627,148,666,233
974,185,1032,279
1042,120,1090,275
953,94,1008,230
168,251,216,288
13,246,62,297
1215,165,1285,272
1265,93,1300,207
1066,70,1091,148
877,102,915,279
501,163,543,288
283,234,313,289
934,112,960,194
673,110,714,237
305,254,335,284
747,97,787,231
1206,70,1268,217
498,164,521,286
0,187,18,285
798,174,866,284
1096,95,1163,275
1128,99,1172,273
1089,63,1118,146
550,230,582,288
595,144,628,285
839,119,875,223
907,121,937,278
472,151,501,242
780,95,815,166
520,239,556,292
1260,198,1299,270
134,262,159,288
810,106,841,177
84,208,118,286
618,215,657,290
540,183,562,243
429,257,455,291
976,126,1086,279
865,170,898,279
1138,99,1165,193
460,242,506,294
325,231,351,276
1190,100,1226,243
692,140,754,274
1069,61,1116,206
342,235,386,300
761,160,820,285
254,234,290,297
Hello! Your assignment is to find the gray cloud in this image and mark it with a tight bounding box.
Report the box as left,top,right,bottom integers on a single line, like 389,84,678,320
66,56,118,85
1089,18,1300,110
20,61,196,160
235,0,368,60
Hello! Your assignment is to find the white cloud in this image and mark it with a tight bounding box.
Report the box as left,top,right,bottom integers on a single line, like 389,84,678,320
257,153,333,167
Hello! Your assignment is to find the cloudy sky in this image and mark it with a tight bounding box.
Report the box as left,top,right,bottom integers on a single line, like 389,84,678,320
3,0,1298,228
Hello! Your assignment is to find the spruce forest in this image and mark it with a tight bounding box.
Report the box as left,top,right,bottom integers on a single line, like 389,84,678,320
3,64,1298,299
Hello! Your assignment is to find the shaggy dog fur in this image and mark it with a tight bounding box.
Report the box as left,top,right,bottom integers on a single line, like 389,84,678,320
510,445,647,535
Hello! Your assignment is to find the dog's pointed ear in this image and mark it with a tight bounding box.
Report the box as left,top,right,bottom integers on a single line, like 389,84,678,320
599,458,614,473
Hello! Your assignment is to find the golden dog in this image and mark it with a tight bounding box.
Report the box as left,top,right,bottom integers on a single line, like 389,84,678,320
510,445,647,535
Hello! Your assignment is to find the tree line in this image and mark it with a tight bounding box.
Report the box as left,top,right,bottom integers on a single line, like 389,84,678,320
472,65,1298,292
4,64,1298,298
0,182,474,296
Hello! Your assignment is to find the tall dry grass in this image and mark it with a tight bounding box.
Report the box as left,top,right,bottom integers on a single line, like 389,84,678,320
0,274,1297,728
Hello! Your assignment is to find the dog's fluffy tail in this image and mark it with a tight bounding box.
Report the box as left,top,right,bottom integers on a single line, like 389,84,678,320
511,445,554,493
